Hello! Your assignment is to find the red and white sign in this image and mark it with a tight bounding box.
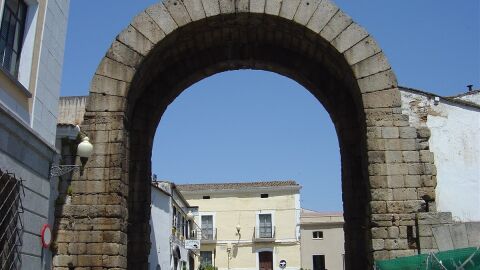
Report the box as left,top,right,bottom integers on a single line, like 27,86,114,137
40,224,52,248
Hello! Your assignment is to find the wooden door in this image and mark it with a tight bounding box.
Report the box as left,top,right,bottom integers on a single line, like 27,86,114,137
259,251,273,270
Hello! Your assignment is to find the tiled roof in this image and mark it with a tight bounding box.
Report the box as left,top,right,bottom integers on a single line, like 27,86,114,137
177,180,299,191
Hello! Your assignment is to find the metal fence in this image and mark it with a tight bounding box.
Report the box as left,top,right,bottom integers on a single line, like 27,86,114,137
0,170,24,270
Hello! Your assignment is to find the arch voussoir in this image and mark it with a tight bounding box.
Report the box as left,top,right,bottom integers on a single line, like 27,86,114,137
320,9,352,42
131,11,166,44
343,36,382,66
183,0,207,21
332,23,369,53
163,0,192,27
352,51,392,79
106,40,144,68
293,0,321,25
95,57,136,83
117,25,154,56
306,0,338,33
357,69,398,94
236,0,250,13
219,0,236,14
279,0,301,20
146,3,178,35
265,0,282,16
201,0,221,17
90,74,130,97
250,0,265,14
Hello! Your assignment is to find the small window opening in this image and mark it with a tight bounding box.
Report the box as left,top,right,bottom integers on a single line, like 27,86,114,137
313,231,323,239
202,195,210,199
260,194,269,198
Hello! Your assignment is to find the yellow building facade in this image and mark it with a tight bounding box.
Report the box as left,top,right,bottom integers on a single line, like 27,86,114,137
178,181,301,270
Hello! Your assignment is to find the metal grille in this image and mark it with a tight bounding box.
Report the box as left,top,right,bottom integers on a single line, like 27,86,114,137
0,169,24,270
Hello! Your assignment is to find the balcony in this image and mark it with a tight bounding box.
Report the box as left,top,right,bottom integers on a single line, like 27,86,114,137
253,226,275,242
200,228,217,243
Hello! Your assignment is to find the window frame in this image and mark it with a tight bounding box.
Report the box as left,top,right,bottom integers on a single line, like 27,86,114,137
312,230,324,239
199,250,213,266
255,210,275,238
0,0,27,78
199,212,215,240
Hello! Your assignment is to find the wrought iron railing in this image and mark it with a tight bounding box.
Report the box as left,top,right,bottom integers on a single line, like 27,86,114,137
0,170,24,270
254,226,276,240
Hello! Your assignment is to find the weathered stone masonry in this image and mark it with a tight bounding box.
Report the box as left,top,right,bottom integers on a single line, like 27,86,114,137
53,0,444,269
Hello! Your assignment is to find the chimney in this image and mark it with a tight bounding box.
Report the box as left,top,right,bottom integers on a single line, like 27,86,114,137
467,84,473,92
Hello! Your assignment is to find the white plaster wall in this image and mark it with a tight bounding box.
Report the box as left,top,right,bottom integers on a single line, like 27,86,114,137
455,92,480,106
401,90,480,221
149,188,172,269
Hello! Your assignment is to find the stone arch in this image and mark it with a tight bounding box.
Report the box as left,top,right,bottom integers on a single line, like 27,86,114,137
53,1,437,269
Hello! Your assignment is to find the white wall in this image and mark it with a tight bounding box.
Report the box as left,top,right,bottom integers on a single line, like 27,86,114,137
32,0,70,144
149,188,172,269
401,89,480,221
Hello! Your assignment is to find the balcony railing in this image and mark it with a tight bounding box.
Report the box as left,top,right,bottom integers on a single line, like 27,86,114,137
200,228,217,242
253,226,275,241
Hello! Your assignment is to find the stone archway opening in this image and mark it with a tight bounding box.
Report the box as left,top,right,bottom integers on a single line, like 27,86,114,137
54,1,438,270
125,12,369,269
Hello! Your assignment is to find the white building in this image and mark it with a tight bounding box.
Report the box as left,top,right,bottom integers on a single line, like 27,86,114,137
300,209,345,270
149,181,200,270
400,87,480,222
0,0,69,269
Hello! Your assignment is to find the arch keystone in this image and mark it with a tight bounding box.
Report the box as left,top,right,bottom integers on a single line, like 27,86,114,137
265,0,282,16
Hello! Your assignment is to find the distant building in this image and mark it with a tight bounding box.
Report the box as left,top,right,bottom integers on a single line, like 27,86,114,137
300,209,345,270
0,0,69,269
177,181,302,270
149,181,200,270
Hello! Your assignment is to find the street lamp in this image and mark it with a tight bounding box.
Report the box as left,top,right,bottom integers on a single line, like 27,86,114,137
50,137,94,177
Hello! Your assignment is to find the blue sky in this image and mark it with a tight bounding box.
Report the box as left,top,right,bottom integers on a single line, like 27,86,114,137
61,1,479,211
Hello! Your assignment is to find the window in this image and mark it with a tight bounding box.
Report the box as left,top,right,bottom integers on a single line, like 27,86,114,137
202,195,210,199
0,0,27,77
313,231,323,239
200,251,213,266
258,214,272,238
260,193,269,198
172,206,177,228
312,255,325,270
0,169,24,270
201,215,214,240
